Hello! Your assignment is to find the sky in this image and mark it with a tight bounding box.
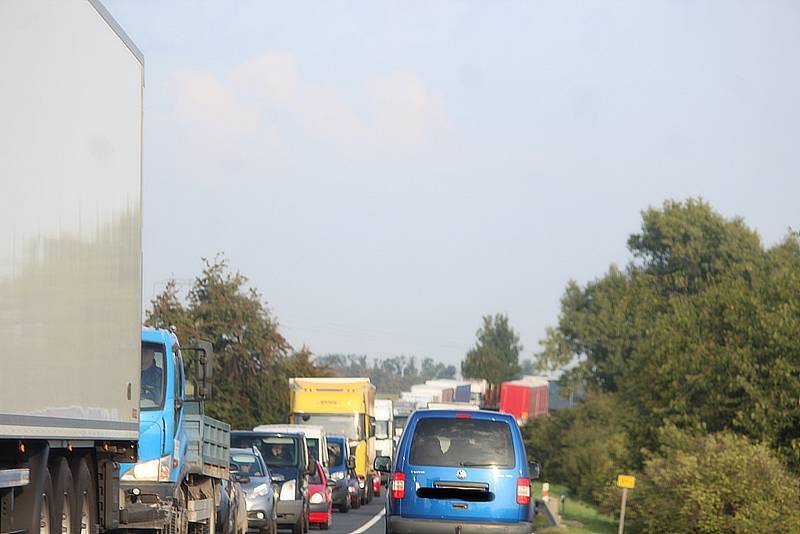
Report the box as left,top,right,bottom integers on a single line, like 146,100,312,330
105,0,800,368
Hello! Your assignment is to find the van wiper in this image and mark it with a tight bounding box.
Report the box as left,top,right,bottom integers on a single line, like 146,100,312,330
458,462,497,467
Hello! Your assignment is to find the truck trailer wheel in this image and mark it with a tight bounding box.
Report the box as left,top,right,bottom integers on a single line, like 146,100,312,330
51,458,76,534
71,458,97,534
37,465,55,534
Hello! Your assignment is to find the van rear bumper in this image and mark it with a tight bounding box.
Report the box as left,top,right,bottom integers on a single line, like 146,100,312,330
388,516,532,534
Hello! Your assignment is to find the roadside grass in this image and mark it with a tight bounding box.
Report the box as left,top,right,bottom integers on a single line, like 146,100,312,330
532,482,617,534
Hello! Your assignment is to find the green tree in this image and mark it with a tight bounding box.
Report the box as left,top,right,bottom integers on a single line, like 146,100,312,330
537,199,800,467
146,256,329,428
462,314,523,385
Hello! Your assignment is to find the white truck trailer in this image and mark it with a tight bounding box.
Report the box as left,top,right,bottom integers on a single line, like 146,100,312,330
0,2,144,534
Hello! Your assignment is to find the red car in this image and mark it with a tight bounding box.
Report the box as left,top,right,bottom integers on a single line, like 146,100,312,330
308,460,334,530
372,472,381,497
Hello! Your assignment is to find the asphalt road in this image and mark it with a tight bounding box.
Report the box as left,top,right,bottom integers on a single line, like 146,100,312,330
279,494,386,534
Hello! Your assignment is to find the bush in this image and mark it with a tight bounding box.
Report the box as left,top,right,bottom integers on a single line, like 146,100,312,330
636,428,800,533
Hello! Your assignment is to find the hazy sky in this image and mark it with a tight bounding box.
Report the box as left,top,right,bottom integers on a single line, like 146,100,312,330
105,0,800,368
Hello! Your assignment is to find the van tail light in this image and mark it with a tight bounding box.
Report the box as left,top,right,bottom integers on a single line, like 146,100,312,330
516,478,531,504
391,473,406,499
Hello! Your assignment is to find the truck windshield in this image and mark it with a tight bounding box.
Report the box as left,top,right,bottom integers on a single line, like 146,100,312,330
298,414,364,440
140,342,166,410
375,421,390,439
409,418,515,469
327,441,344,467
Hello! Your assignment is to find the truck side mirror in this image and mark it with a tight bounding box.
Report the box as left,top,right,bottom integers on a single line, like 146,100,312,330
346,456,356,469
185,339,213,400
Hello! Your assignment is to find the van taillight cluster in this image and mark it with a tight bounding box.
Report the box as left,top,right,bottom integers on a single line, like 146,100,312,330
516,478,530,504
391,473,406,499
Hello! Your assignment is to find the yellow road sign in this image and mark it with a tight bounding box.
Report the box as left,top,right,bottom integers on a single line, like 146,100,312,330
617,474,636,489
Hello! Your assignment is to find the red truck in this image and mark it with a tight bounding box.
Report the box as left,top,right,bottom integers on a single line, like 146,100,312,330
499,378,549,423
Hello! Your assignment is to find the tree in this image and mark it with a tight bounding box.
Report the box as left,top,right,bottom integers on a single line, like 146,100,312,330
146,256,329,428
534,198,800,496
461,314,522,385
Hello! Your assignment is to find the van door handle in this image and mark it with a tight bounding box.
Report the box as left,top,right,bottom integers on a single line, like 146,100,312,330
452,503,468,510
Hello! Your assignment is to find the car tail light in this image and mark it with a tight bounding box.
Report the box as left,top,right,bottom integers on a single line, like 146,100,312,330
391,473,406,499
516,478,531,504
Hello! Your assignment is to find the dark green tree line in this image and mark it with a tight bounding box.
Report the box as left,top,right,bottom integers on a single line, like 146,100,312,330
315,353,456,394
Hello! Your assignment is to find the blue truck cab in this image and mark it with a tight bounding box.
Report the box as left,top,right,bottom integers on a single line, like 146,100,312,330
379,409,538,534
119,328,229,532
120,329,187,486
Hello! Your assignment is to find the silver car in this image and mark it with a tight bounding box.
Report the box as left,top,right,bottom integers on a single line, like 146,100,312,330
230,448,278,534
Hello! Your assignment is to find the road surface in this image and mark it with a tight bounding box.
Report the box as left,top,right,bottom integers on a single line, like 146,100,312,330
279,494,386,534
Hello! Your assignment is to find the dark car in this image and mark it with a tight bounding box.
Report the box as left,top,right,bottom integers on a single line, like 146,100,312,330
231,431,310,534
346,467,362,510
229,447,278,534
379,409,540,534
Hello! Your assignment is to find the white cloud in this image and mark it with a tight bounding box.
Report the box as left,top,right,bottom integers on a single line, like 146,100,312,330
171,53,446,156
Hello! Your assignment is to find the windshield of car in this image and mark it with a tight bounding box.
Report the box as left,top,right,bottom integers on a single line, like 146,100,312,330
409,417,515,469
230,452,265,477
140,342,166,410
327,441,344,467
375,421,390,439
297,414,364,440
232,436,299,468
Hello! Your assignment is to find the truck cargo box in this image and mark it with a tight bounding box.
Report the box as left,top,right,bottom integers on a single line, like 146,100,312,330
0,0,144,442
499,380,549,423
184,406,231,479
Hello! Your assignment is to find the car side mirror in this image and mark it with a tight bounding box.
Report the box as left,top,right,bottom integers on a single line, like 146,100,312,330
346,456,356,469
373,456,391,473
236,473,250,484
528,461,541,480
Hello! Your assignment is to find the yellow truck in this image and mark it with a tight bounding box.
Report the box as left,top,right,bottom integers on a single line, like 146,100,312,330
289,377,378,502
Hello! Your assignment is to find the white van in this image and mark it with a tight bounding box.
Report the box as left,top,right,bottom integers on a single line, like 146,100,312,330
253,424,330,471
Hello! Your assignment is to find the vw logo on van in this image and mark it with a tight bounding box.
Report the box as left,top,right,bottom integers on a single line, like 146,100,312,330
456,469,467,480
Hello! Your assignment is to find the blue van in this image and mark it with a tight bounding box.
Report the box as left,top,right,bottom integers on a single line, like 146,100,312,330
376,409,539,533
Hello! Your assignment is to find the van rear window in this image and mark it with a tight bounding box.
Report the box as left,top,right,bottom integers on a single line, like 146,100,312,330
409,418,515,468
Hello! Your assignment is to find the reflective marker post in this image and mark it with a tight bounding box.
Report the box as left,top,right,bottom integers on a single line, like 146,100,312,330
616,475,635,534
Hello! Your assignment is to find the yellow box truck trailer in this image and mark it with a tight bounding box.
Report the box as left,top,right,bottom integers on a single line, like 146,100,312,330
289,378,379,502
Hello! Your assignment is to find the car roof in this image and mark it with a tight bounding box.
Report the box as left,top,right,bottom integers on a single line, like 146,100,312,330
411,409,516,422
232,430,305,439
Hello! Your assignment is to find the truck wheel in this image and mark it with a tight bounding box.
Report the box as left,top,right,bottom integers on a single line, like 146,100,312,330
71,458,97,534
37,464,55,534
51,458,75,534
